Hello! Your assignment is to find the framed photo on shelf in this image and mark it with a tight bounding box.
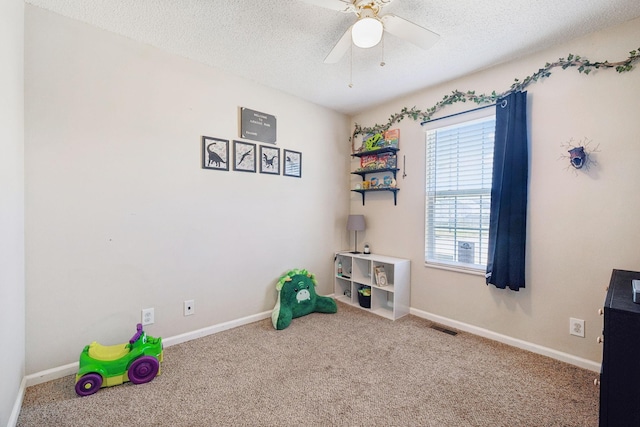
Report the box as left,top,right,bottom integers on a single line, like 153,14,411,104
233,140,256,173
202,136,229,171
260,145,280,175
374,265,387,287
283,149,302,178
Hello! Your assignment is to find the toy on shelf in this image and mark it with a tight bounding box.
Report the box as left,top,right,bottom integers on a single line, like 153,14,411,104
75,323,163,396
357,129,400,153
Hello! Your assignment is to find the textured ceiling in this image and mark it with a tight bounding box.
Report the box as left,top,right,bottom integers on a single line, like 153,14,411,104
25,0,640,115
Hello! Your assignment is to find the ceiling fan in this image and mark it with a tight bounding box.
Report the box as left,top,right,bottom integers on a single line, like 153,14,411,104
299,0,440,63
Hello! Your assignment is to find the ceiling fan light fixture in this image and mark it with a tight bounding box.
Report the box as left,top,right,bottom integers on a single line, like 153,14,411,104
351,13,383,48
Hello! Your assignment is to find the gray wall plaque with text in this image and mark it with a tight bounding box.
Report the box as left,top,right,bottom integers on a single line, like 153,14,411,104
240,107,277,144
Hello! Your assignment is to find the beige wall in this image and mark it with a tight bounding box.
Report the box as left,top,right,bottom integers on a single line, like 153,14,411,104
24,6,351,374
0,0,25,425
351,17,640,364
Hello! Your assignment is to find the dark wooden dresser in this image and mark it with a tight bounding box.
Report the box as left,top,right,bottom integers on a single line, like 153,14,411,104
599,269,640,427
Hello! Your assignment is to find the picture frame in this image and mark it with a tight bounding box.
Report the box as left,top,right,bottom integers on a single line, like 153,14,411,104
202,136,229,171
283,149,302,178
260,145,280,175
374,265,387,287
233,140,256,173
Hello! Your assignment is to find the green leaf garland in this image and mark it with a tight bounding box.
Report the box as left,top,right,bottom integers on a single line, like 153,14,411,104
351,47,640,152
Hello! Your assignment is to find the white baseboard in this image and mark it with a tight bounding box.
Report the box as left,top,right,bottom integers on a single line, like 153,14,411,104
162,310,272,347
20,306,600,401
24,310,273,388
410,307,602,373
25,362,79,387
8,377,27,427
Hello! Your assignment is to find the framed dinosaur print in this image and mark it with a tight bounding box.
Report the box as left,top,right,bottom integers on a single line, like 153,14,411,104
202,136,229,171
259,145,280,175
233,140,256,173
283,149,302,178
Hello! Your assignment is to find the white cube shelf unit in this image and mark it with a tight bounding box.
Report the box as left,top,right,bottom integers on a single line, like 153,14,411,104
334,252,410,320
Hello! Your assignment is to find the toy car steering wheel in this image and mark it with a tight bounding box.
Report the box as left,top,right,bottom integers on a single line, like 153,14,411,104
129,323,143,344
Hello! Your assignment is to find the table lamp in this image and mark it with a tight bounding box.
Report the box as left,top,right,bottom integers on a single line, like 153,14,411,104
347,214,366,253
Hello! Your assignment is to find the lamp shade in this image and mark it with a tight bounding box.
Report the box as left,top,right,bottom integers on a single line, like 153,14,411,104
347,214,366,231
351,17,383,48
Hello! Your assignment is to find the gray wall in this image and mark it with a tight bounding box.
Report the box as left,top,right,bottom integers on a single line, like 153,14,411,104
0,1,25,425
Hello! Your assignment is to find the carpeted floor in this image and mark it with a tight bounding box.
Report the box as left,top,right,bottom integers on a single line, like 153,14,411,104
18,302,600,426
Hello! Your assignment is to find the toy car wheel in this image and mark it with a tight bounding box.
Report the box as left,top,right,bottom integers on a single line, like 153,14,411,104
128,356,159,384
75,373,103,396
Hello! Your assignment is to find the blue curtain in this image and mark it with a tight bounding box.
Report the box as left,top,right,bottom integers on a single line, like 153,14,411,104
486,91,528,291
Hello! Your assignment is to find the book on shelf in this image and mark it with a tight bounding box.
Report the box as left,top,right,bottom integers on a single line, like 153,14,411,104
374,265,388,287
377,153,390,168
386,155,397,168
384,129,399,148
360,154,378,169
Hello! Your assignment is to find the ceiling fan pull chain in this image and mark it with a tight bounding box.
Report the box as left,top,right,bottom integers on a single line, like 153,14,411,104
380,34,386,67
349,43,354,88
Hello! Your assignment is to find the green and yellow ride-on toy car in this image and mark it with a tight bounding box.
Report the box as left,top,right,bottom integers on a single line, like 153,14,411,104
75,323,163,396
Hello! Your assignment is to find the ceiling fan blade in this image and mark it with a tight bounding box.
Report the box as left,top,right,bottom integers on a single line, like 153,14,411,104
324,26,353,63
381,14,440,50
297,0,355,13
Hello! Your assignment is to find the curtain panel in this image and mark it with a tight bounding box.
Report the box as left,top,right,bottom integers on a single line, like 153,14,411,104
486,91,529,291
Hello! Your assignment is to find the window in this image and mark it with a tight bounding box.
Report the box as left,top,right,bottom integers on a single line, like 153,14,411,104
424,113,495,271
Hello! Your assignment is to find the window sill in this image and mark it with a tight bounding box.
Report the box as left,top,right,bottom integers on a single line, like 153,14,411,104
424,262,486,277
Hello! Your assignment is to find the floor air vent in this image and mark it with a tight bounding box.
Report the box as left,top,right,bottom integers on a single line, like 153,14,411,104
431,325,458,336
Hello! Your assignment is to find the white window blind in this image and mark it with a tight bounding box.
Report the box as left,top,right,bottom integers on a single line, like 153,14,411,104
425,115,495,271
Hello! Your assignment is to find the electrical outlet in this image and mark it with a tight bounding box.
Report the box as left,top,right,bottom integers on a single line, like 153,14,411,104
570,317,585,337
142,308,154,325
184,300,195,316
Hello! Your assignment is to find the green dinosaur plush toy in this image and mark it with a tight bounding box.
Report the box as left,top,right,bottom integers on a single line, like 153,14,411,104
271,269,337,330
